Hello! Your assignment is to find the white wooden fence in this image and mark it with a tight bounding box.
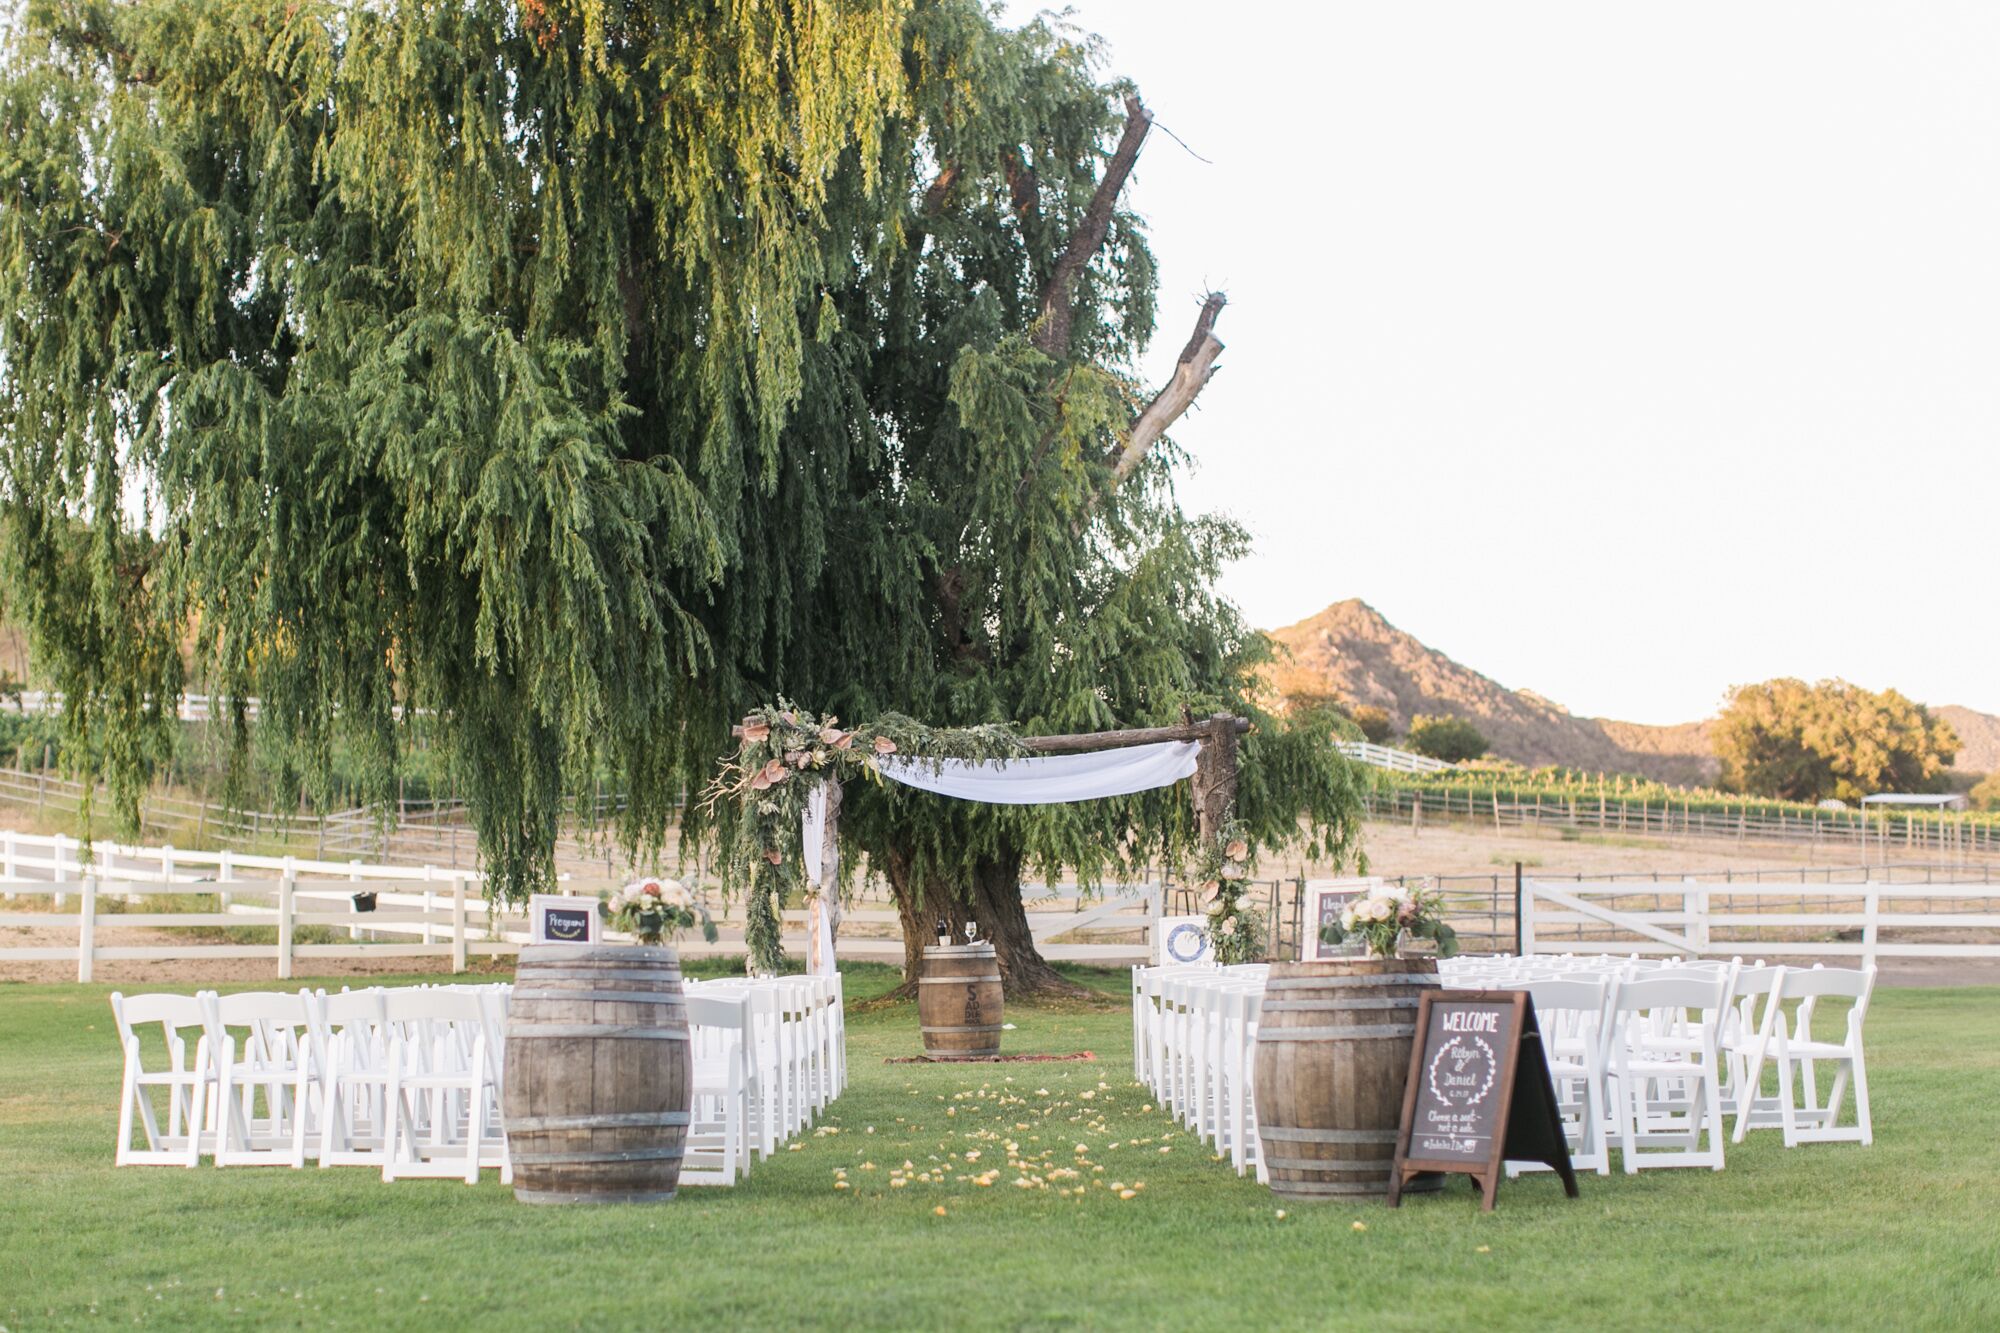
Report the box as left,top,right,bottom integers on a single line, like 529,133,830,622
0,831,1163,981
4,690,264,722
1335,741,1453,774
1520,877,2000,967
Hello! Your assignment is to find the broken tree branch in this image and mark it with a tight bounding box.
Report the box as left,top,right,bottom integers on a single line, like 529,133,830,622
1111,292,1226,483
1032,95,1153,359
1002,149,1040,228
922,164,962,216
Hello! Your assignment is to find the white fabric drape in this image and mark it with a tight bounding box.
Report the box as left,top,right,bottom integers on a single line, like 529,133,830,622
802,785,831,889
873,740,1199,805
802,783,838,976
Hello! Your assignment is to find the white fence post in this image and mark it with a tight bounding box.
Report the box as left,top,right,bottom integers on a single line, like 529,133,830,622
452,875,468,973
53,835,67,910
349,859,364,942
1862,881,1880,971
1687,876,1709,956
77,873,96,983
1519,879,1537,957
218,848,233,912
2,828,13,900
423,865,437,945
278,871,296,981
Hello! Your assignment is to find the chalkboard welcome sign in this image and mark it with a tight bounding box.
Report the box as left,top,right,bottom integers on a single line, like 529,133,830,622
1386,990,1578,1211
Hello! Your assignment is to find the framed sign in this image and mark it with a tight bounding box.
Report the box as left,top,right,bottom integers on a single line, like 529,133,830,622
1301,877,1378,961
1156,915,1212,965
530,894,599,946
1387,990,1578,1211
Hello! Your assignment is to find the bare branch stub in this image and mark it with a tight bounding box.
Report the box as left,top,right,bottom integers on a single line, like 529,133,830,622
1032,95,1154,359
1112,291,1226,482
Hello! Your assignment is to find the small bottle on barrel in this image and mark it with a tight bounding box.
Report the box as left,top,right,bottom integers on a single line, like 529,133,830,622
936,920,951,948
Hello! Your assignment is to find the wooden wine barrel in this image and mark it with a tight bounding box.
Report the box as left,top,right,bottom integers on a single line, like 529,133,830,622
1253,957,1440,1200
919,943,1004,1059
502,943,691,1205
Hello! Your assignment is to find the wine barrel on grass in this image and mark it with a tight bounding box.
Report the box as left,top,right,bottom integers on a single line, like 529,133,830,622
919,943,1004,1059
502,943,691,1204
1253,957,1440,1200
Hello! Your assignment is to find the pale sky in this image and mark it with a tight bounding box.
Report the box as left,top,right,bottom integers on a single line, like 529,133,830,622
1008,1,2000,724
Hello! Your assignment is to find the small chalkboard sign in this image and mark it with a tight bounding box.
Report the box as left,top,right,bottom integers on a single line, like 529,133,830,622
1386,989,1578,1211
530,893,599,946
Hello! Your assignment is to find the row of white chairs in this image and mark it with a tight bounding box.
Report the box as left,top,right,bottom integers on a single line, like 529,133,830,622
1132,953,1875,1187
1134,964,1271,1182
110,974,846,1188
682,974,846,1185
1439,954,1875,1175
111,984,513,1181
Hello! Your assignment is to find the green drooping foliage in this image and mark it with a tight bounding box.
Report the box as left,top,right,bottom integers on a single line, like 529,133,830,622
682,9,1366,985
1405,714,1488,764
1714,678,1960,803
1,0,1367,967
0,0,911,897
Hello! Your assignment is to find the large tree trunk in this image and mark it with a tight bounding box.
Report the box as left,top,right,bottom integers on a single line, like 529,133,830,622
883,840,1091,1000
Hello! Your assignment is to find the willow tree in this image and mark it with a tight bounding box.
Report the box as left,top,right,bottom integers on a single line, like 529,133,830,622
1,0,1366,991
0,0,912,898
692,11,1369,994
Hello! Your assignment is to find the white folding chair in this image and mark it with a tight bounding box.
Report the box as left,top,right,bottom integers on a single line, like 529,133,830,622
683,992,751,1185
110,993,214,1167
1721,964,1786,1142
1213,983,1264,1177
311,988,393,1168
380,988,501,1183
1512,976,1614,1176
702,981,786,1157
1768,965,1875,1147
1610,971,1728,1172
202,991,313,1168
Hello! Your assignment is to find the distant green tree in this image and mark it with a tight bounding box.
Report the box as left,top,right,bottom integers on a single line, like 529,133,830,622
1405,715,1486,763
1350,706,1396,746
1965,772,2000,812
1713,679,1960,803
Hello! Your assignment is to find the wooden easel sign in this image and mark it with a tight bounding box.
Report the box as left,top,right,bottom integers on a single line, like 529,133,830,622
1386,990,1579,1211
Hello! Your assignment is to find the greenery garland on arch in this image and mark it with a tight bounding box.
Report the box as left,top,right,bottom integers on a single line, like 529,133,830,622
702,702,1029,974
1196,817,1262,966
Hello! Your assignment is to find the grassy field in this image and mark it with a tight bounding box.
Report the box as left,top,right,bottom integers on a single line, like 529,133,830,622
2,966,1996,1331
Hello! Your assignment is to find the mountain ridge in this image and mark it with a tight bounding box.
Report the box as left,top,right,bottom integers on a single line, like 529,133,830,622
1262,599,1998,783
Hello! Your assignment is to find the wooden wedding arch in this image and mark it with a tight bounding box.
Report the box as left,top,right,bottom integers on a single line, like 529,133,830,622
772,712,1251,974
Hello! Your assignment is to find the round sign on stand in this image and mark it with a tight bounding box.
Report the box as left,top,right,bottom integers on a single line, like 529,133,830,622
1168,920,1208,960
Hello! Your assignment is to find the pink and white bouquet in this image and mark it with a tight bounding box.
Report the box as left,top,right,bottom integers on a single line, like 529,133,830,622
601,877,717,946
1320,883,1459,959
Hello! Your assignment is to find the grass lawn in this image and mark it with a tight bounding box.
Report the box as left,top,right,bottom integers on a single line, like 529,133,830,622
2,965,1995,1331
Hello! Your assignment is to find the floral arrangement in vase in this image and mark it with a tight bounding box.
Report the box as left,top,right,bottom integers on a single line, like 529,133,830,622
601,877,718,947
1319,882,1459,960
1198,821,1264,966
